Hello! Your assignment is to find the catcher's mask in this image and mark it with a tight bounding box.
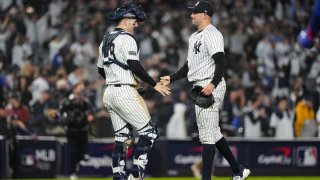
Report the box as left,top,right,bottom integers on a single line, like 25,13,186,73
190,85,215,109
108,1,146,22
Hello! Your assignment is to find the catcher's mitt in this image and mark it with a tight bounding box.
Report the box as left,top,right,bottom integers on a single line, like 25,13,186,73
190,85,215,109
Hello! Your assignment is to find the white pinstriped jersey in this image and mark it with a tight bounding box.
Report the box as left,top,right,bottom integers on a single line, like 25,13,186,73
187,24,226,144
97,31,139,85
98,30,151,140
187,24,224,82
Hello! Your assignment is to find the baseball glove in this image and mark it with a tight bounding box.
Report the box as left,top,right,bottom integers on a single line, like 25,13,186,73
190,85,215,109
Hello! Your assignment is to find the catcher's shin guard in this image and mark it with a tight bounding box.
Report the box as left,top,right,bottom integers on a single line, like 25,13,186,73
131,121,158,179
112,141,127,180
132,153,148,179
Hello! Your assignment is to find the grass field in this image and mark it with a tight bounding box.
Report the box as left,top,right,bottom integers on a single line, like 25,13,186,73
14,177,320,180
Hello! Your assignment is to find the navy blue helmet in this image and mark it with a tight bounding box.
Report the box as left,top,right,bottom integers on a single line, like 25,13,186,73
108,1,146,22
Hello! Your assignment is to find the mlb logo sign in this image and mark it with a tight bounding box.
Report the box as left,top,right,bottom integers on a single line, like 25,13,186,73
296,146,317,167
21,154,35,166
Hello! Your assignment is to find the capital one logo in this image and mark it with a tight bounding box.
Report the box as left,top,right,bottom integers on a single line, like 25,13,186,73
297,146,317,167
173,146,202,165
257,146,292,165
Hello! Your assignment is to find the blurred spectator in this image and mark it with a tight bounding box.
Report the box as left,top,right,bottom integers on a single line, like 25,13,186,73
48,0,64,27
49,33,69,64
0,100,9,136
5,64,19,90
23,6,49,47
6,94,31,135
30,90,51,135
29,66,49,105
241,59,260,98
166,100,187,140
59,46,76,74
139,23,159,60
16,75,32,106
243,92,266,138
68,66,84,86
30,90,63,136
295,95,317,137
269,97,294,139
11,34,32,68
70,32,96,67
290,76,308,105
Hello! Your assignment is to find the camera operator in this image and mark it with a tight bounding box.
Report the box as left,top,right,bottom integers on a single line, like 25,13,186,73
59,81,94,180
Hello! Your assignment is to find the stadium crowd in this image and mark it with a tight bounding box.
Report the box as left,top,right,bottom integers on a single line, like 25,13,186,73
0,0,319,140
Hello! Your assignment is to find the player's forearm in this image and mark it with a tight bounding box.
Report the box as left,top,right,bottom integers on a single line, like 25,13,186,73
211,52,225,87
127,60,157,87
98,67,106,79
170,61,189,82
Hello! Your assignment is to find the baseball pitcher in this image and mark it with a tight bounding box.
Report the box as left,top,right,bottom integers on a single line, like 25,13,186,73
161,1,250,180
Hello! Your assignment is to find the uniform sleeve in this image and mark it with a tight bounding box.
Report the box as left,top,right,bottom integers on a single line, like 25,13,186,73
122,35,139,61
205,31,224,56
96,42,104,68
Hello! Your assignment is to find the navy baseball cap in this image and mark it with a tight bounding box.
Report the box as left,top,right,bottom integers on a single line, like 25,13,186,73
188,1,214,17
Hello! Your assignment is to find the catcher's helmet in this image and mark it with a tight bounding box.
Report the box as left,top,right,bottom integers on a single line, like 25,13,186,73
108,1,146,22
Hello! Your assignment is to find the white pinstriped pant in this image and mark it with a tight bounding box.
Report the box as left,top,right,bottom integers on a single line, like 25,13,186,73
193,78,226,144
102,85,151,142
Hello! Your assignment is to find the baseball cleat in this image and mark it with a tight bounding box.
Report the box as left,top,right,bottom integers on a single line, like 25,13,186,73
232,165,251,180
69,173,78,180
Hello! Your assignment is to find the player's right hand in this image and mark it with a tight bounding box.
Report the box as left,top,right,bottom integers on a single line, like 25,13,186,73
154,82,171,96
160,76,171,86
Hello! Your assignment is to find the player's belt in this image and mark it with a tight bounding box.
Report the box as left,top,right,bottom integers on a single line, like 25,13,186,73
110,84,136,87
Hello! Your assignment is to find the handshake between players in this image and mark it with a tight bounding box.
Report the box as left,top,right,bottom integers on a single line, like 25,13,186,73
153,81,171,96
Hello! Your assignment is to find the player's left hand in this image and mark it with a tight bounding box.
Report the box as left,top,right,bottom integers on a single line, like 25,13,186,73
201,83,215,96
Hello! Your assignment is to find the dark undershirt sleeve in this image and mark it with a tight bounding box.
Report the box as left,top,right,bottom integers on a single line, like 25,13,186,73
127,60,157,87
211,52,225,87
98,67,105,79
169,61,189,82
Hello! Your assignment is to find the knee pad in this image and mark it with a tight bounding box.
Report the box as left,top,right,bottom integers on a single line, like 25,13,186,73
137,121,159,144
114,124,135,149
